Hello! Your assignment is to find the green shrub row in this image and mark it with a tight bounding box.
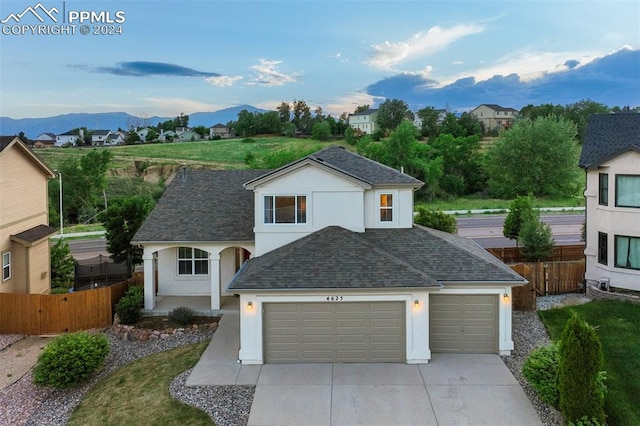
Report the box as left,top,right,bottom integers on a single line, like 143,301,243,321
115,285,144,325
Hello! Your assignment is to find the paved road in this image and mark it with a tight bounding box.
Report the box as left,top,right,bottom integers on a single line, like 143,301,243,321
68,238,109,260
66,213,586,258
456,213,585,248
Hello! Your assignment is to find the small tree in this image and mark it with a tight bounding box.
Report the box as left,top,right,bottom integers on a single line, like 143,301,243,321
311,121,331,141
414,208,457,233
518,216,555,262
558,312,606,425
101,196,155,273
503,195,536,243
50,239,75,288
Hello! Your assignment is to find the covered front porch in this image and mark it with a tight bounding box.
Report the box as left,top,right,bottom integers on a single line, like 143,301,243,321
142,295,240,317
140,242,253,311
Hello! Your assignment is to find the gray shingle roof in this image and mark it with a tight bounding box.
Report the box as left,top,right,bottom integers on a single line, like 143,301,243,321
579,113,640,169
228,225,526,291
132,169,269,243
246,146,424,187
11,224,57,244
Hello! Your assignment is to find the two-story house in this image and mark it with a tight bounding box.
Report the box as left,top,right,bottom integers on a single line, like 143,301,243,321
469,104,518,132
56,130,81,147
133,146,526,364
580,113,640,292
209,123,235,139
348,109,379,134
91,130,112,146
0,136,57,294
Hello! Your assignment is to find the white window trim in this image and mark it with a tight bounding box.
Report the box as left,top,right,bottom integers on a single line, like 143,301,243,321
263,194,308,225
177,247,209,276
2,251,10,281
377,190,397,224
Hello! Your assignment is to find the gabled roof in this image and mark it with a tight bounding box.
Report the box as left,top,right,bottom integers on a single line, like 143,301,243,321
57,130,79,136
0,136,55,178
579,113,640,169
132,169,269,244
245,146,424,189
210,123,227,128
473,104,518,112
228,225,526,291
92,130,111,136
349,108,379,116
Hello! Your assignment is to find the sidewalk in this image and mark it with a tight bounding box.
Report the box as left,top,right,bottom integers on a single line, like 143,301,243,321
51,231,106,239
443,206,585,215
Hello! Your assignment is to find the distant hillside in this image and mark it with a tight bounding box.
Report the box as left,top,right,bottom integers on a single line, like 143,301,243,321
0,105,266,139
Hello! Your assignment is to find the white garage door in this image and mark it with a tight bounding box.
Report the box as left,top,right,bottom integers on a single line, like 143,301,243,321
430,294,498,353
263,302,405,363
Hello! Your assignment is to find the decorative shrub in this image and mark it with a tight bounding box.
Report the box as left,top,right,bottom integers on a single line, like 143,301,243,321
522,342,560,408
115,286,144,325
169,306,195,326
568,416,606,426
32,332,109,389
558,312,606,425
414,208,458,234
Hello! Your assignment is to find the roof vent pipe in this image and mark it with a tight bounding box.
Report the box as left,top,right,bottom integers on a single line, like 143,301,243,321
400,166,404,174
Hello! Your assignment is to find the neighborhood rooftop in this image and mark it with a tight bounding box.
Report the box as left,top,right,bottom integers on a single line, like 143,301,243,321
579,113,640,169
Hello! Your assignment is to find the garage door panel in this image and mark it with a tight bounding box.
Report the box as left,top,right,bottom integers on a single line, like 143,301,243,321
264,302,405,363
430,294,497,354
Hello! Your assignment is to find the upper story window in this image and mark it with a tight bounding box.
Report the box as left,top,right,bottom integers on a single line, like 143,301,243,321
615,235,640,270
615,175,640,208
598,232,608,265
598,173,608,206
264,195,307,224
178,247,208,275
2,252,11,281
379,193,394,222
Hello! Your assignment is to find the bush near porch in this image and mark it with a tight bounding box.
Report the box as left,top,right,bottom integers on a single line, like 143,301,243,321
538,299,640,425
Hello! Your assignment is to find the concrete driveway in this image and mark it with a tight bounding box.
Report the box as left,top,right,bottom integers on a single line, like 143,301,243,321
187,311,542,426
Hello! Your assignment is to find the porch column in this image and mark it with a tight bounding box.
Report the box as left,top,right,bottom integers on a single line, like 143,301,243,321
142,251,155,310
210,253,221,310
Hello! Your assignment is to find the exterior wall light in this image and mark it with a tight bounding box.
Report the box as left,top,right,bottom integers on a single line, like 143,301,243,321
503,293,509,301
247,301,253,309
414,300,420,308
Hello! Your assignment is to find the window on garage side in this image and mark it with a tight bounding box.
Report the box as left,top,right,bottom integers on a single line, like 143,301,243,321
615,235,640,270
598,232,608,265
598,173,608,206
2,252,10,281
264,195,306,224
178,247,209,275
616,175,640,208
379,193,394,222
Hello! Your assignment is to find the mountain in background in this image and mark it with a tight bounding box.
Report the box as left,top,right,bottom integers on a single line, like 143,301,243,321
0,105,266,139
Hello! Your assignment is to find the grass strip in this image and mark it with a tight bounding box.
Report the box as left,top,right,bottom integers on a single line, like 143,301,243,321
68,341,213,425
538,299,640,425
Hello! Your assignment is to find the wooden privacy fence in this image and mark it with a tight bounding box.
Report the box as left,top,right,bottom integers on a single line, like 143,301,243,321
510,260,586,311
0,275,142,335
488,244,585,263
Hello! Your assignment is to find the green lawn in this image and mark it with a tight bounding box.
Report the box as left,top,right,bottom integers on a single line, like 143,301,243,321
538,299,640,426
68,341,213,425
37,137,347,170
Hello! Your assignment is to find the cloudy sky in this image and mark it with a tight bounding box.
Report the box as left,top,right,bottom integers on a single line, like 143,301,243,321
0,0,638,119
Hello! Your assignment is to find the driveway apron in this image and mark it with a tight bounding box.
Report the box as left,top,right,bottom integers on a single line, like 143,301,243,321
188,315,542,426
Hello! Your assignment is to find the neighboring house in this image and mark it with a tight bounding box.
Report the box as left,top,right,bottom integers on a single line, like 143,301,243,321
91,130,111,146
209,123,234,139
413,109,447,131
0,136,57,294
105,132,126,146
56,130,81,147
136,127,151,142
177,130,201,141
348,109,379,134
34,132,56,142
579,113,640,292
133,146,526,364
469,104,518,132
158,130,177,142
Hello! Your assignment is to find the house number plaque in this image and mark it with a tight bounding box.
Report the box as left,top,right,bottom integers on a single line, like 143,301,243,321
325,296,344,301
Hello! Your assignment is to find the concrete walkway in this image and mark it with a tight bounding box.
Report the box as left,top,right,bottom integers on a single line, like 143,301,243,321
187,310,542,426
